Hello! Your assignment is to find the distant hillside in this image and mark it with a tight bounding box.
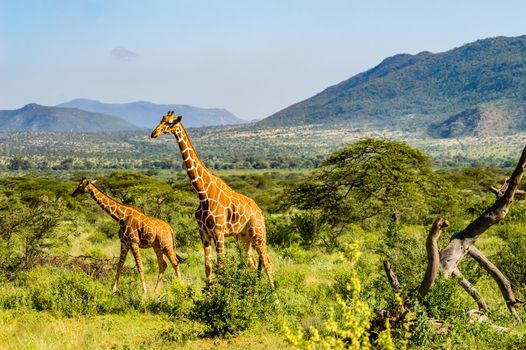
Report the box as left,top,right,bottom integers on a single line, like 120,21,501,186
428,106,517,138
57,99,247,128
0,104,141,132
260,35,526,136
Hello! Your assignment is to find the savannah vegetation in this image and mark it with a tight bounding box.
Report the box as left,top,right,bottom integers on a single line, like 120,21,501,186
2,137,526,349
3,124,526,176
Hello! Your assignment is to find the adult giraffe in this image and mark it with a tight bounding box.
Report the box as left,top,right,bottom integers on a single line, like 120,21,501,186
72,177,182,293
151,111,274,287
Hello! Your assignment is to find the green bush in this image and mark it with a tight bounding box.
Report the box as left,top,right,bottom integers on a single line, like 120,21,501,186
493,235,526,298
291,211,326,247
144,281,194,316
266,214,299,248
170,213,200,249
13,267,127,317
191,255,275,337
420,277,465,320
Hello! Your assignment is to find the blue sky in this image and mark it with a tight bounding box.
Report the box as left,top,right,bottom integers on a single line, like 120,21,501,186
1,1,525,120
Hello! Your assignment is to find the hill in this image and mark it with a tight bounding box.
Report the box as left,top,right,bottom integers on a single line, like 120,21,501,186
259,35,526,136
57,99,247,128
0,104,141,132
428,106,514,138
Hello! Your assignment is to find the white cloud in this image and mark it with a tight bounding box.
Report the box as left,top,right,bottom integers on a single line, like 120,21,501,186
111,46,138,61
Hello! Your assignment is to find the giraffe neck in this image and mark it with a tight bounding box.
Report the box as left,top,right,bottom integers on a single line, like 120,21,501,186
174,124,214,200
87,183,127,222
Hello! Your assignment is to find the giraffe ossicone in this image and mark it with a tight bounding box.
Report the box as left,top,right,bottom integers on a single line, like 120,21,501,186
72,177,183,293
151,112,274,287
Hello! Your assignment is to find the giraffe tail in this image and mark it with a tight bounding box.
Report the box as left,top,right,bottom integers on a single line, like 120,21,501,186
176,253,185,264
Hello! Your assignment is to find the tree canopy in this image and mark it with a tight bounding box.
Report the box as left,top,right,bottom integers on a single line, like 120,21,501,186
289,138,446,230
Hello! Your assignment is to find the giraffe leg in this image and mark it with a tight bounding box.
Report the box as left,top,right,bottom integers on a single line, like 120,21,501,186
238,232,257,268
200,230,213,280
112,243,129,292
214,230,226,269
164,246,182,282
153,246,168,292
250,224,274,288
130,243,147,293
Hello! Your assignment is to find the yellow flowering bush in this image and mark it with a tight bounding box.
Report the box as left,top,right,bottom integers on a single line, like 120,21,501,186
284,244,394,349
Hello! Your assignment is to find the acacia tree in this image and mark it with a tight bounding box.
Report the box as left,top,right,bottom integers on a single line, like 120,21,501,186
289,138,449,244
0,184,72,276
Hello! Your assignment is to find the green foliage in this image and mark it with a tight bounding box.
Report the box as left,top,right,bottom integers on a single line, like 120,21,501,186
290,138,447,238
291,211,327,248
170,213,200,249
1,267,127,317
420,278,466,320
0,177,74,277
284,244,394,349
266,214,299,248
191,255,275,337
143,282,194,316
1,166,526,348
493,231,526,298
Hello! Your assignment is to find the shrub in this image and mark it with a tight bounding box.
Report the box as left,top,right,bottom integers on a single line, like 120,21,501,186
493,234,526,298
170,213,200,249
284,244,394,349
14,267,127,316
191,254,275,337
144,281,194,316
291,211,326,248
266,214,299,248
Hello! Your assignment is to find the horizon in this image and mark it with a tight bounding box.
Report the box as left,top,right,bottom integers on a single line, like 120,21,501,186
1,1,526,120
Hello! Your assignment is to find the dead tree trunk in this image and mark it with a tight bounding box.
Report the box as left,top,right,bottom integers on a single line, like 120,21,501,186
440,145,526,276
382,146,526,324
417,218,448,298
416,218,488,312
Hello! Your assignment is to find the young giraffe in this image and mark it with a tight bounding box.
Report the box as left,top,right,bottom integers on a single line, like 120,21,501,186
151,111,274,287
72,177,182,293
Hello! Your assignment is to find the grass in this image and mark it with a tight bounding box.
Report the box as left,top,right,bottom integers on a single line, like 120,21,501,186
0,310,169,350
0,309,292,350
1,230,524,349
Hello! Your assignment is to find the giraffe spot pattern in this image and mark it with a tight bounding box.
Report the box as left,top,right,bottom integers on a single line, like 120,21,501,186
151,115,274,286
77,180,182,293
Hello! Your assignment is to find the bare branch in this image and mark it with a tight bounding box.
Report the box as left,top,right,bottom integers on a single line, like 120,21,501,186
418,218,448,298
451,268,488,312
468,246,524,323
383,260,401,294
490,177,526,200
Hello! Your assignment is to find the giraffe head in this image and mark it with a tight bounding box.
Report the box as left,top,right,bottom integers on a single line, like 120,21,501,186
151,111,182,138
72,177,92,197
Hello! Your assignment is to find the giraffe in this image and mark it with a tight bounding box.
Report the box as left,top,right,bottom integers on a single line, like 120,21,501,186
72,177,182,293
151,111,274,287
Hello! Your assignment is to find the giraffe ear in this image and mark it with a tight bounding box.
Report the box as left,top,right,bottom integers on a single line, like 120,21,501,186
91,179,97,184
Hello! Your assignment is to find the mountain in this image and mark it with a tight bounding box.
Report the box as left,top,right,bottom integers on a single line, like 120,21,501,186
0,104,141,132
428,106,514,138
57,99,247,128
259,35,526,135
